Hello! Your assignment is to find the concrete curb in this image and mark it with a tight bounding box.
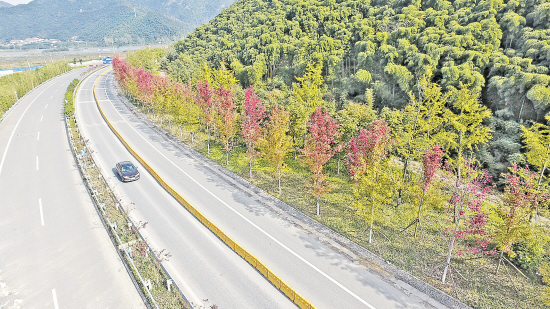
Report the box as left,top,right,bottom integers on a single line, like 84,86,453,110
109,74,472,309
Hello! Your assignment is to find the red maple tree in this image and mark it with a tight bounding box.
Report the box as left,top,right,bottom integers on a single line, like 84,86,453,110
301,106,342,216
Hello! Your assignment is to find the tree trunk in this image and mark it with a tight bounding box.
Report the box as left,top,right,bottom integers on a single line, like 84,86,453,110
537,145,549,188
207,125,210,155
337,159,340,175
518,97,525,122
249,158,253,179
368,196,375,243
226,150,229,166
442,218,460,283
413,191,426,237
278,170,282,195
495,251,504,275
316,196,320,216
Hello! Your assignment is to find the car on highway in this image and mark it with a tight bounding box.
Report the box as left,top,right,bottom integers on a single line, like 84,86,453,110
116,161,140,182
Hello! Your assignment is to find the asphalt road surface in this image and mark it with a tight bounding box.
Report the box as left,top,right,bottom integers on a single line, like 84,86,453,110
0,68,144,308
76,68,293,308
79,67,451,309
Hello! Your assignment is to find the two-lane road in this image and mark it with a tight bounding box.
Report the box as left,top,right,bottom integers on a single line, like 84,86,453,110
0,68,144,308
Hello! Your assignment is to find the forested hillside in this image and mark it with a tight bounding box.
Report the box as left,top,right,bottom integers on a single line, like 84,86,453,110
166,0,550,179
0,0,235,44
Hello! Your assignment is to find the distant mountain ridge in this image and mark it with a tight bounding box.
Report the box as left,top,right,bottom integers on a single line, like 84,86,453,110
0,0,235,44
0,1,13,8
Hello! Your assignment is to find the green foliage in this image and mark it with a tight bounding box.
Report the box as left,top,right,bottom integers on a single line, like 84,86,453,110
289,62,325,149
540,261,550,306
0,62,69,118
126,48,166,73
441,86,493,167
63,79,79,117
163,0,550,179
0,0,233,43
522,115,550,185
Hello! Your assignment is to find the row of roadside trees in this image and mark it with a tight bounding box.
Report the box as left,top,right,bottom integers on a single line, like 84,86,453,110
113,56,550,306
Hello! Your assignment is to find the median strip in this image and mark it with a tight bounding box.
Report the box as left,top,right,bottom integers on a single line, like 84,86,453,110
94,68,316,309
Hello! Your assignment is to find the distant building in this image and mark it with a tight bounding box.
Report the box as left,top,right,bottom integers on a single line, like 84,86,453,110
6,37,61,46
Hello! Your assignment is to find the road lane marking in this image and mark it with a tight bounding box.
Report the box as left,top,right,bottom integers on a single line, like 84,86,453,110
55,88,59,92
39,198,44,226
45,104,48,109
36,156,39,170
40,115,43,122
50,96,53,99
52,289,59,309
37,132,40,140
0,83,54,177
165,261,203,307
100,73,377,309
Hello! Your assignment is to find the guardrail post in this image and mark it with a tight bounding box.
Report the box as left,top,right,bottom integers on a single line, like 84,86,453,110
167,279,173,292
125,247,133,258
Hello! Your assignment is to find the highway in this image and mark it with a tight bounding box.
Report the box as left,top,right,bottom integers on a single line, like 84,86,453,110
78,67,451,309
0,68,144,308
76,69,292,308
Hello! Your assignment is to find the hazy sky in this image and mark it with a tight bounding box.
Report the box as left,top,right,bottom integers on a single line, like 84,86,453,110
3,0,33,5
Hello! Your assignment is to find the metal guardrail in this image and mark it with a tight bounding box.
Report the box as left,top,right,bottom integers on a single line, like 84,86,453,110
67,67,190,309
96,68,316,309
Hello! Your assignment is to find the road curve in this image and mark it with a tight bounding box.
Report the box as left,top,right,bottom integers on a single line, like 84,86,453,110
84,67,451,309
76,68,293,308
0,68,144,308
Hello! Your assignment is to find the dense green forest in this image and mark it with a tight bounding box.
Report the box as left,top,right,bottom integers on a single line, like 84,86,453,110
165,0,550,181
0,0,235,44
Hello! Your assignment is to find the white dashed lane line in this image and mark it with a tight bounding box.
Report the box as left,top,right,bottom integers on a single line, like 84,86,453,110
39,198,44,226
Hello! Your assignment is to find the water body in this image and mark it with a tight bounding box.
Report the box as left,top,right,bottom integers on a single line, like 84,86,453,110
0,65,41,77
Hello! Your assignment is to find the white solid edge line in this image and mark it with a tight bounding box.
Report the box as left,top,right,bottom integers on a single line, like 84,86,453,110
0,83,55,177
52,288,59,309
100,72,377,309
135,227,204,307
39,198,44,226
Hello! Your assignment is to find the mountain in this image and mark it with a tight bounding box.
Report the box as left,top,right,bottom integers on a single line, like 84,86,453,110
0,1,13,8
0,0,234,43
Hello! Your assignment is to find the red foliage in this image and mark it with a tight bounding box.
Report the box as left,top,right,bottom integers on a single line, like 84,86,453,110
346,120,393,182
422,145,444,193
301,107,342,200
241,86,266,159
195,80,215,126
445,161,495,255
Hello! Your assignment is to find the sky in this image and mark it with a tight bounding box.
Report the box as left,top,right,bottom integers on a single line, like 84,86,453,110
3,0,32,5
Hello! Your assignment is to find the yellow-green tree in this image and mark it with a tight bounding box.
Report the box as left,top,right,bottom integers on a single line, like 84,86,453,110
441,86,493,172
289,62,325,152
258,104,293,195
521,115,550,187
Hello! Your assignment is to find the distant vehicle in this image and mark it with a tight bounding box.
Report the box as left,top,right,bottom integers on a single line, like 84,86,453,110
102,57,113,64
116,161,140,182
